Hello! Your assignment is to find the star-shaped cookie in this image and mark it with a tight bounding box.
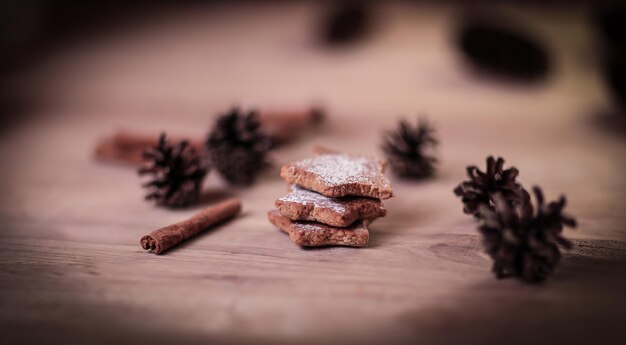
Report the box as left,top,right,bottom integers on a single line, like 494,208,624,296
268,210,369,247
280,150,393,199
275,185,386,227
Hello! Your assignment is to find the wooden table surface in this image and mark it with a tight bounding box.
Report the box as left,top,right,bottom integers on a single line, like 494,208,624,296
1,3,625,345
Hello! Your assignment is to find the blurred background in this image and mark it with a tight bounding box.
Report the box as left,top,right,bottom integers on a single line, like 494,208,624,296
1,0,625,128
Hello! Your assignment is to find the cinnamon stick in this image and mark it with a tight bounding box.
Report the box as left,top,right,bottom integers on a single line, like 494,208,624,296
259,107,324,143
140,198,242,254
94,131,203,166
94,107,324,166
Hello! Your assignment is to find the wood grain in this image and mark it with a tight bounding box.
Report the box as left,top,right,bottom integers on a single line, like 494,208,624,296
1,3,625,345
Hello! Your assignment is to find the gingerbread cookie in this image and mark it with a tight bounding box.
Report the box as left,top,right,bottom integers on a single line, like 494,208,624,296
280,151,393,199
275,185,386,227
268,210,369,247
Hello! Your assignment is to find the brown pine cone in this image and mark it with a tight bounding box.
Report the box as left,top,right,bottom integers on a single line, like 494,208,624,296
454,156,527,217
206,108,272,186
382,118,438,179
138,133,209,207
477,186,576,283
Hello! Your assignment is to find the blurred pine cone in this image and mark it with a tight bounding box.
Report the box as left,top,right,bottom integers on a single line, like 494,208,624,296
382,118,438,179
138,133,209,207
322,2,370,45
206,108,272,186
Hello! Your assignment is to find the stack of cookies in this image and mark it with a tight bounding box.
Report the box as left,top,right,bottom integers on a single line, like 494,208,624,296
268,147,394,247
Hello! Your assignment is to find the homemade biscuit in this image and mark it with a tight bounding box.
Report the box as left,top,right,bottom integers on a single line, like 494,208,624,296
280,151,394,199
268,210,369,247
275,185,386,227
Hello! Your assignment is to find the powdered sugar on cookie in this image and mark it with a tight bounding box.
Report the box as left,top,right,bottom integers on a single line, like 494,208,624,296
280,152,394,199
276,185,387,227
279,185,348,213
293,154,382,186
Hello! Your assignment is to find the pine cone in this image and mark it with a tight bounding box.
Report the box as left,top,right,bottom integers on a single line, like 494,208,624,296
322,2,370,45
206,108,272,186
454,156,527,217
477,186,576,283
456,15,550,82
382,118,438,179
138,133,209,207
